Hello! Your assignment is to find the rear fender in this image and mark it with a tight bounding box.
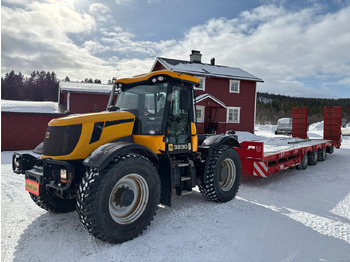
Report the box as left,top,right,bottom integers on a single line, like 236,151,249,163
201,135,240,149
83,142,158,170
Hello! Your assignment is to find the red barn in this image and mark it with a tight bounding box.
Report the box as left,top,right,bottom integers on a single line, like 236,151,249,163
58,82,113,114
151,50,263,134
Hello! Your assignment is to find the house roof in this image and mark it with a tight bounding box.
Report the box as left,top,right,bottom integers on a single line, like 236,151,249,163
153,57,264,82
195,94,226,108
59,81,112,94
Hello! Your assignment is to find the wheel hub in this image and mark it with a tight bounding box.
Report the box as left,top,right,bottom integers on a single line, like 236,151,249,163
109,173,149,225
218,158,236,191
114,186,135,207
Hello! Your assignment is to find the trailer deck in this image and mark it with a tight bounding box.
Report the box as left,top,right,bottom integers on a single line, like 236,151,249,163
233,106,342,177
235,133,337,178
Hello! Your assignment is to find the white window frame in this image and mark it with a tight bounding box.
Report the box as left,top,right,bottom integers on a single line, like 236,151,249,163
194,76,205,91
227,107,240,123
229,80,240,94
196,105,205,123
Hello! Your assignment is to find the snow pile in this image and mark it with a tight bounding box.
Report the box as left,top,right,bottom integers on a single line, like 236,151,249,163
2,123,350,262
255,124,277,133
309,121,324,132
1,100,59,113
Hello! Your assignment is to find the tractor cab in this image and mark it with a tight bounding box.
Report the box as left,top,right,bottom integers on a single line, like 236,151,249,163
108,70,200,155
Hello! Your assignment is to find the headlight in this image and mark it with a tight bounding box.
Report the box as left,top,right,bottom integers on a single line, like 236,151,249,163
60,169,68,183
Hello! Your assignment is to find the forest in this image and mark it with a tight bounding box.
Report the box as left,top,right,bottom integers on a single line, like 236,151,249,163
1,70,59,101
256,92,350,125
1,70,102,102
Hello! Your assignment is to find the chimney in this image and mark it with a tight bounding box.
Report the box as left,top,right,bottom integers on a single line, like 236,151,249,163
190,50,202,63
210,57,215,65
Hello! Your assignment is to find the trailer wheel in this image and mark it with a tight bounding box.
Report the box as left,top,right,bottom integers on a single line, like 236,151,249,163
297,153,308,170
308,151,318,165
29,187,76,213
76,154,160,243
318,148,327,162
199,145,241,203
328,146,334,154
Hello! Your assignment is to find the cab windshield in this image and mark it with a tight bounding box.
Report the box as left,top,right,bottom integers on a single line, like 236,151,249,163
115,82,168,134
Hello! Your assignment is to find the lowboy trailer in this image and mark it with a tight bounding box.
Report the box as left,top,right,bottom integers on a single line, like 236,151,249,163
237,137,338,177
236,106,342,177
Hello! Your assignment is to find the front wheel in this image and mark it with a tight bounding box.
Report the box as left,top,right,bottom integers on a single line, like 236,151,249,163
199,145,242,202
76,154,160,243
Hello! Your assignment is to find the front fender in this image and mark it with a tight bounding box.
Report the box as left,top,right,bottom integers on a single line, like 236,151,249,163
83,142,158,170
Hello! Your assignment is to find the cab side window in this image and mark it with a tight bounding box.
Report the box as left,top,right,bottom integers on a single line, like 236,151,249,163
167,85,190,144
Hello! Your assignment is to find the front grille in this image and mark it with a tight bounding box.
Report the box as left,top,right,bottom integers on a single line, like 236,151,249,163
43,125,82,156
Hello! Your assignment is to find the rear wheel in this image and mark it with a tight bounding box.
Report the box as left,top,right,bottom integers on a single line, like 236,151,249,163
29,186,76,213
76,154,160,243
199,145,241,202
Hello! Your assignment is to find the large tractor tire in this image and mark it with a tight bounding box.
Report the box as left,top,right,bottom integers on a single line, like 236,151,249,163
76,154,160,243
29,186,76,213
199,145,241,202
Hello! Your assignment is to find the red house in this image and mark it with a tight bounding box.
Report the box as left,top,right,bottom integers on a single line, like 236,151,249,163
151,50,263,134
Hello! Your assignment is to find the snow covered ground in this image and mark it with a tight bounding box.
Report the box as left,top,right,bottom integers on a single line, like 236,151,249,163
1,125,350,262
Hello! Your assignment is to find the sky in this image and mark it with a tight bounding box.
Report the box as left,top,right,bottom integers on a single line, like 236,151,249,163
1,0,350,98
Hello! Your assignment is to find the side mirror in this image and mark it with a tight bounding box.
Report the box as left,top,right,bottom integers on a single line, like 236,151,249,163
107,105,119,112
180,90,191,110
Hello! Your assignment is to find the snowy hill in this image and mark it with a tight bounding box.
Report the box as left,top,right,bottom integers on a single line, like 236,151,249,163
1,125,350,262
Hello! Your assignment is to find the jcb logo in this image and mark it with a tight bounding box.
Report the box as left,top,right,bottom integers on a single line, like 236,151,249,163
168,144,173,151
46,132,50,139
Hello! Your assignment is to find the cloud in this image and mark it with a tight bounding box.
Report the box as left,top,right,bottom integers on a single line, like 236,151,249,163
89,3,110,15
1,3,110,81
115,0,132,5
88,3,112,23
159,4,350,97
83,26,175,58
2,1,350,97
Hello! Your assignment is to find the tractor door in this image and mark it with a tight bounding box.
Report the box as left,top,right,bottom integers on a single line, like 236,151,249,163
166,83,193,153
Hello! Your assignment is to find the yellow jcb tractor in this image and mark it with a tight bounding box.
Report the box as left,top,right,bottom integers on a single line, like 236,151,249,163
13,70,242,243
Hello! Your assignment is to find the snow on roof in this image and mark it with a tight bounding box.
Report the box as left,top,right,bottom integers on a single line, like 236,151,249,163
59,81,112,94
1,99,59,113
156,57,263,82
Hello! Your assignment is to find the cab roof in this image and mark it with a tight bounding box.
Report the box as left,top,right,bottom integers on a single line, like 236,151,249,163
114,70,200,89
